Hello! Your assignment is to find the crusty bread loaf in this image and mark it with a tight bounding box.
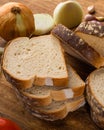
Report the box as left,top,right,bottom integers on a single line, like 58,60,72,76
75,21,104,57
51,24,104,68
2,35,68,89
18,61,85,106
86,67,104,129
23,96,85,121
86,67,104,113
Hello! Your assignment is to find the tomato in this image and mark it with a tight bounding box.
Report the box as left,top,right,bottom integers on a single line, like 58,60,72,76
0,117,22,130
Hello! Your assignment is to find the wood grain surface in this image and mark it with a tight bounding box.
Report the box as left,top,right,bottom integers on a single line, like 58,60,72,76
0,0,103,130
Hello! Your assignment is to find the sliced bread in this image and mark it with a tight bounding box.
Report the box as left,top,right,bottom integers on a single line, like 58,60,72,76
2,35,68,89
75,21,104,57
86,67,104,128
51,24,104,68
18,61,85,106
23,95,85,121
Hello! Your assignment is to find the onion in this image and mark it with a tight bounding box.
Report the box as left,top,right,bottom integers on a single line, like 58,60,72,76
0,2,35,41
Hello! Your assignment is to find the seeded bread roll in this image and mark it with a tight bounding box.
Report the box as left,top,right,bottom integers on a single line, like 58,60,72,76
2,35,68,89
75,21,104,57
51,24,104,68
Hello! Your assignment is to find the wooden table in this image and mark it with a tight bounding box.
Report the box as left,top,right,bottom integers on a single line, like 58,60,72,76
0,0,103,130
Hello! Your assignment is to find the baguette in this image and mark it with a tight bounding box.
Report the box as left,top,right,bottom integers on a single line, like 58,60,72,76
2,35,68,89
51,24,104,68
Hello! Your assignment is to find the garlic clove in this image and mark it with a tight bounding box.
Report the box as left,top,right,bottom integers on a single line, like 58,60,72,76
87,5,95,14
96,16,104,22
84,14,96,21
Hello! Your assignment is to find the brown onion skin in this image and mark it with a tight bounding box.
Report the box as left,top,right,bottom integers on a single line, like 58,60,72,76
0,2,35,41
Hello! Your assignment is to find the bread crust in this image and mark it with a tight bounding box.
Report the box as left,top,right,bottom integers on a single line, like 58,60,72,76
20,90,52,107
75,21,104,37
34,76,69,88
51,24,104,68
91,109,104,129
2,68,34,89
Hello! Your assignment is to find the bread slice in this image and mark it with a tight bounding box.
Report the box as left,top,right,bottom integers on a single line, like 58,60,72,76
75,21,104,57
65,53,95,81
18,60,85,106
51,24,104,68
2,35,68,89
86,67,104,116
23,96,85,121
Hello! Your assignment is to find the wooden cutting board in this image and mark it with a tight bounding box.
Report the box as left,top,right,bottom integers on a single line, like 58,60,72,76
0,0,104,130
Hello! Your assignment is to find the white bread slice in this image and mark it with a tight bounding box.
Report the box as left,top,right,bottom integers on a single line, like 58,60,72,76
19,61,85,106
2,35,68,89
23,96,85,121
51,24,104,68
75,21,104,57
86,67,104,116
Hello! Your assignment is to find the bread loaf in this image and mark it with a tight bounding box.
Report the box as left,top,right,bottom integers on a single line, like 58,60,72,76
51,24,104,68
86,67,104,129
2,35,68,89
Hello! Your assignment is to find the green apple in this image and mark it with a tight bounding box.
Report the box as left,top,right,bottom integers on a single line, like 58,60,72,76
53,0,83,28
33,13,55,35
